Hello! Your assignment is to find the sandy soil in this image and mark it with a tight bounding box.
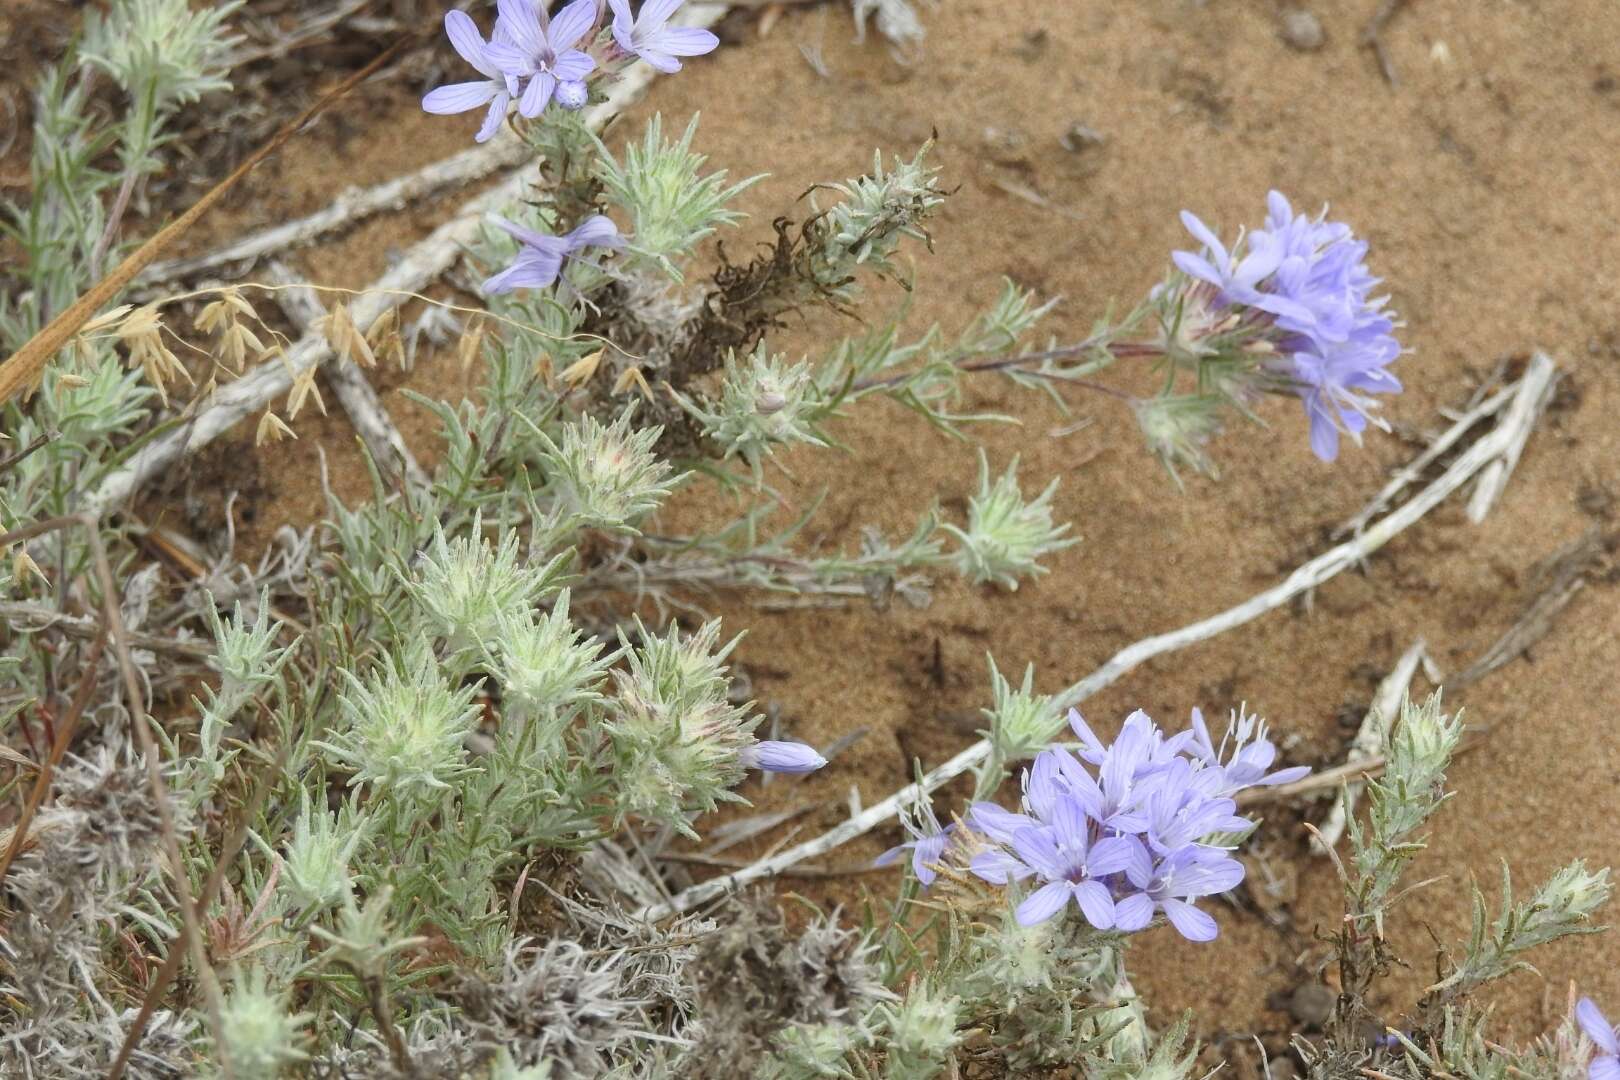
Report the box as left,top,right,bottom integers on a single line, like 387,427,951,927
19,0,1620,1066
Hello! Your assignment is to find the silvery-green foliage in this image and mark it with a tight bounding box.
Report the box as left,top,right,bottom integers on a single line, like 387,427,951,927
673,344,830,475
950,909,1126,1067
210,968,311,1079
943,450,1077,589
604,619,757,834
850,0,929,53
982,656,1063,765
809,144,944,298
761,1023,870,1080
401,515,566,659
534,411,679,533
1134,393,1227,482
593,113,761,281
202,588,294,719
266,787,369,919
485,589,615,729
81,0,238,122
1086,1014,1199,1080
1430,861,1610,997
315,638,482,801
0,744,188,1078
874,983,960,1080
1345,691,1464,930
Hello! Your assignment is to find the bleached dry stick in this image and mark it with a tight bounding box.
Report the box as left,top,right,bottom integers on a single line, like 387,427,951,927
1333,384,1514,539
1465,350,1559,523
83,2,731,515
265,261,431,492
135,133,531,288
1310,637,1425,855
637,352,1560,923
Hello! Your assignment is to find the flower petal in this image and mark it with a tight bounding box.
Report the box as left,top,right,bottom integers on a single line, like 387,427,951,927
518,71,556,117
874,844,907,868
1113,892,1155,932
551,48,598,82
1014,880,1073,927
444,10,499,77
638,47,683,74
482,249,563,294
1162,898,1218,942
422,80,500,115
648,25,719,57
483,41,535,76
1071,880,1116,929
1179,210,1229,267
1087,835,1139,878
642,0,685,27
1009,826,1067,883
564,214,627,251
1257,765,1311,787
475,91,510,143
496,0,543,55
1592,1056,1620,1080
969,802,1037,845
547,0,599,51
1578,999,1620,1055
743,740,826,774
969,849,1032,885
608,0,636,49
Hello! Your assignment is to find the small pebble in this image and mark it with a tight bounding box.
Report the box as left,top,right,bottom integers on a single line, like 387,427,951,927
1060,122,1106,154
1288,982,1337,1029
1279,8,1326,51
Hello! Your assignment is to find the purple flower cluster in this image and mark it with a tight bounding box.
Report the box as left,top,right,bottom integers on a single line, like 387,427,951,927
960,706,1307,939
423,0,718,143
1578,997,1620,1080
1174,192,1403,462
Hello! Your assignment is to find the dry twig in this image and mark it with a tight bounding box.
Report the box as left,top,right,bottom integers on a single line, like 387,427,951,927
135,133,531,289
1443,529,1608,691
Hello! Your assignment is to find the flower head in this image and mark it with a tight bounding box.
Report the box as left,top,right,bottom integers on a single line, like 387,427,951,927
608,0,719,74
964,705,1308,936
1173,192,1403,461
1577,997,1619,1080
486,0,599,117
421,10,522,143
482,214,626,295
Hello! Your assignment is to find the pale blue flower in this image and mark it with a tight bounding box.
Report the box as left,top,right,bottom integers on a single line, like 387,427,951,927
875,799,953,886
1111,843,1245,942
608,0,719,74
421,10,522,143
482,214,625,295
486,0,599,117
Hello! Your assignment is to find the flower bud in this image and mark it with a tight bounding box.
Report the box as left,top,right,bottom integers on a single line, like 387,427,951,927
216,969,310,1078
943,450,1077,590
555,79,588,110
741,740,827,775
